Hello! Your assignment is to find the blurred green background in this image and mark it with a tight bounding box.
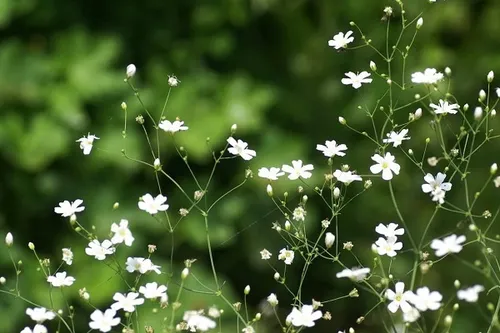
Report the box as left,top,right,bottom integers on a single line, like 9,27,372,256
1,0,500,332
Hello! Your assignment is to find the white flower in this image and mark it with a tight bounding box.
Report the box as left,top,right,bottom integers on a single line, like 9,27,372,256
386,282,413,313
374,237,403,257
62,248,73,265
369,153,400,180
47,271,75,287
183,310,217,332
125,257,161,274
267,293,279,306
138,193,169,215
408,287,442,311
260,249,272,260
286,305,322,327
89,309,120,332
316,140,347,157
76,134,99,155
26,307,56,323
333,170,362,184
282,160,314,180
168,74,180,87
457,285,484,302
383,129,410,147
20,325,48,333
242,327,255,333
325,232,335,248
110,219,134,246
430,99,460,115
341,71,372,89
328,31,354,49
111,292,145,312
227,137,256,160
431,187,446,204
85,239,115,260
208,307,221,318
411,68,444,84
278,249,295,265
494,176,500,188
293,207,306,221
139,282,168,300
403,307,421,323
421,172,452,194
258,167,285,180
126,64,136,78
158,120,188,133
336,267,370,281
375,223,404,238
430,234,466,257
54,199,85,217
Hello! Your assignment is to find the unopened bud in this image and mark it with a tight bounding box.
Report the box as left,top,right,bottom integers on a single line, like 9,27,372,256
154,158,161,171
416,17,423,29
333,187,340,199
491,109,496,118
266,184,273,196
474,107,483,120
274,272,280,281
244,285,251,295
284,220,291,231
338,117,346,125
370,61,377,71
28,242,35,250
454,280,460,289
325,232,335,249
231,124,237,133
5,233,13,247
488,71,494,83
167,75,180,87
445,67,452,77
444,315,452,326
113,202,119,210
126,64,136,78
181,268,189,279
0,277,5,284
463,103,469,112
415,108,422,119
121,102,127,110
491,163,498,175
479,89,487,101
453,303,459,311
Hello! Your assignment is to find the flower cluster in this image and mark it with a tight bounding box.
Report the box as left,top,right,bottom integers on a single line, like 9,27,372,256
373,222,404,257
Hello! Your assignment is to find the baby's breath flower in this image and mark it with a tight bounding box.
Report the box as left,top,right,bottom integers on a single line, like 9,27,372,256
411,68,443,84
292,207,306,221
430,99,460,115
159,119,188,133
430,234,465,257
336,267,370,281
278,249,295,265
343,241,353,250
488,71,494,82
167,74,180,87
62,248,73,265
341,71,372,89
370,153,400,180
47,272,75,287
416,17,423,29
386,282,413,313
267,293,279,306
457,285,484,302
286,304,322,327
282,160,314,180
227,137,256,160
76,134,99,155
138,193,169,215
427,157,438,166
328,31,354,49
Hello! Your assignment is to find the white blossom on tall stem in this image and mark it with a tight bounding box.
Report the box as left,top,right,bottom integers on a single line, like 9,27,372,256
282,160,314,180
374,237,403,257
375,223,404,238
138,193,169,214
227,137,256,160
421,172,452,194
158,119,188,133
278,249,295,265
286,304,322,327
258,167,284,180
369,152,400,180
430,234,465,257
85,239,115,260
183,311,216,332
111,292,145,312
341,71,372,89
54,199,85,217
89,309,120,332
386,282,413,313
47,272,75,287
20,325,48,333
316,140,347,157
328,31,354,49
76,134,99,155
26,307,56,323
62,248,73,265
430,99,460,115
333,170,362,184
411,68,444,84
110,219,134,246
457,285,484,302
336,267,370,281
383,129,410,147
407,287,442,311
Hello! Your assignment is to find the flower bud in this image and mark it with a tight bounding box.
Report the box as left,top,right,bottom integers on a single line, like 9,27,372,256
181,268,189,279
474,106,483,120
453,303,459,311
491,109,496,118
463,103,469,112
154,158,161,170
491,163,498,175
497,87,500,98
266,184,273,197
113,202,119,210
454,279,460,289
0,277,5,284
231,124,237,133
244,285,251,295
370,61,377,71
28,242,35,250
488,71,494,83
479,89,486,101
325,232,335,249
5,232,13,247
333,187,340,199
126,64,136,78
167,75,180,87
445,67,452,77
444,315,452,326
274,272,280,281
415,108,422,119
416,17,423,29
284,220,291,231
338,117,346,125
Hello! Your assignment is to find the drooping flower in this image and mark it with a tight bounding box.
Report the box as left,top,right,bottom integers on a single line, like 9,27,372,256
430,99,460,115
54,199,85,217
267,293,279,306
430,234,466,257
369,153,400,180
316,140,347,158
403,307,421,323
328,31,354,49
138,193,169,215
383,129,410,147
282,160,314,180
158,120,188,133
76,134,99,155
110,219,134,246
411,68,444,84
386,282,413,313
260,249,272,260
227,137,256,160
286,304,322,327
341,71,372,89
89,309,120,332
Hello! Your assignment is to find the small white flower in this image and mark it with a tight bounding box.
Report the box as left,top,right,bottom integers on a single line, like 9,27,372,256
408,287,442,311
328,31,354,49
430,234,466,257
20,325,48,333
267,293,279,306
26,307,56,323
341,71,372,89
85,239,115,260
62,248,73,265
139,282,168,300
430,99,460,115
158,119,188,133
126,64,136,78
110,219,134,246
292,207,306,221
111,292,145,312
411,68,443,84
138,193,169,215
125,257,161,274
76,134,99,155
258,167,285,180
278,248,295,265
422,172,452,195
286,305,322,327
403,307,421,323
386,282,413,313
54,199,85,217
282,160,314,180
336,267,370,281
89,309,120,332
375,223,404,238
383,129,410,147
227,137,256,160
183,310,217,332
374,237,403,257
457,285,484,302
333,170,362,184
208,306,221,318
47,271,75,287
168,74,180,87
316,140,347,157
260,249,272,260
369,153,400,180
